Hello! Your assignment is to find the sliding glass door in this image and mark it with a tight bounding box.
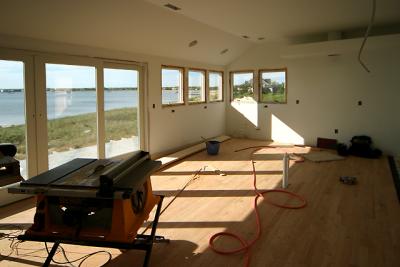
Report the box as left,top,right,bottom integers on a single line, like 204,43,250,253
104,66,140,158
0,50,147,178
0,53,36,179
0,59,28,178
35,58,145,170
45,63,98,169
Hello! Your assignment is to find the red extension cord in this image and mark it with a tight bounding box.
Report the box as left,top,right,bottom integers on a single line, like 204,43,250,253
208,160,307,267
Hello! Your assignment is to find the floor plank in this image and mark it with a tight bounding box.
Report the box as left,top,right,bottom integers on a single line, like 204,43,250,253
0,138,399,267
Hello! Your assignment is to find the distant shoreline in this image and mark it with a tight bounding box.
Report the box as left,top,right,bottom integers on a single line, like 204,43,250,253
0,89,141,127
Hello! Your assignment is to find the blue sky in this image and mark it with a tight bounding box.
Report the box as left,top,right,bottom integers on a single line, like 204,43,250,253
46,64,139,88
104,68,137,87
233,73,253,86
261,71,285,84
0,60,24,89
46,64,97,88
233,71,285,85
188,70,204,87
209,72,222,87
162,69,221,87
0,60,140,88
161,69,181,87
1,60,222,89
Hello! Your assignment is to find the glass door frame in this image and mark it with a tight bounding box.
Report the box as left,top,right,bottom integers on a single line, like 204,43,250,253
1,48,149,176
34,55,100,172
0,49,38,178
102,61,147,158
34,55,148,172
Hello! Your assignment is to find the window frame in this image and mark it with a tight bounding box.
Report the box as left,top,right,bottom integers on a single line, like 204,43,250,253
187,68,207,104
258,68,287,104
208,70,224,103
230,70,255,101
161,65,185,107
35,56,100,172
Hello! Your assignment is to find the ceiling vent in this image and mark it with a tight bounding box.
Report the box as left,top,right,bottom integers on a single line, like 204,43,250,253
164,3,181,11
188,40,198,47
220,48,229,55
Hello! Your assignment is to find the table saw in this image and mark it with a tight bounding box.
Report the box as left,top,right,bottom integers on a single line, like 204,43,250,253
8,150,167,267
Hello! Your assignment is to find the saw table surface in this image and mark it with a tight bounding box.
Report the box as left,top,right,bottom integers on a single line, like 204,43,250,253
10,151,161,197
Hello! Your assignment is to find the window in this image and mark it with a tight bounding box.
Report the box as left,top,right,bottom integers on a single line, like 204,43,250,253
231,71,254,101
188,69,206,103
259,69,287,103
161,66,184,105
208,71,223,102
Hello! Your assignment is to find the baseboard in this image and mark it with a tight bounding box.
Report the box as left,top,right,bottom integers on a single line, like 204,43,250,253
155,135,231,169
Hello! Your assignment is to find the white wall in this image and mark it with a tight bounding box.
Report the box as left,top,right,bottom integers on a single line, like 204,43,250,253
226,35,400,155
0,34,226,156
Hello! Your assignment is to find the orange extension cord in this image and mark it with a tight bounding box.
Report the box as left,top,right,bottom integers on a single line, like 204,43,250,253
208,160,307,267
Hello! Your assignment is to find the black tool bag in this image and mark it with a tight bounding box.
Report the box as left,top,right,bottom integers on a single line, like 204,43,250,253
0,143,17,157
337,143,349,156
348,135,382,158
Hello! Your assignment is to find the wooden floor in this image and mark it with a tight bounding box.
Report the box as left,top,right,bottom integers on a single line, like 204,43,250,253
1,138,399,267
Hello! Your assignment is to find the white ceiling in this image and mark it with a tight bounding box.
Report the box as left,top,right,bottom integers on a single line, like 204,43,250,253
0,0,399,65
0,0,250,65
146,0,400,42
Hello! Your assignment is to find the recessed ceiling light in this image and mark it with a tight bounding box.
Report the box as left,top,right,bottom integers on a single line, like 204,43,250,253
220,49,229,55
258,37,265,41
242,35,250,39
328,54,340,57
164,3,181,11
188,40,198,47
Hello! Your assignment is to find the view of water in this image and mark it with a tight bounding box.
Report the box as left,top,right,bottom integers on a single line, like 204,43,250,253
0,90,137,126
162,88,182,104
0,89,180,127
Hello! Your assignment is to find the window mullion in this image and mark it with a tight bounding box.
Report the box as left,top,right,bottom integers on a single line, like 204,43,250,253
96,63,105,159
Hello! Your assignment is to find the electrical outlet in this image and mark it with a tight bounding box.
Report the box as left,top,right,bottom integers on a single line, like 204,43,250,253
334,129,339,134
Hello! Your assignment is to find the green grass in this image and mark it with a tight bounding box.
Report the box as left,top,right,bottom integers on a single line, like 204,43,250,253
209,89,221,101
105,107,137,142
261,93,286,103
233,87,253,100
189,97,201,102
0,107,137,160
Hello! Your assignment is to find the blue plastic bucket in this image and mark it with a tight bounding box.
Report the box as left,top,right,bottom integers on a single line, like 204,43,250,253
206,140,220,155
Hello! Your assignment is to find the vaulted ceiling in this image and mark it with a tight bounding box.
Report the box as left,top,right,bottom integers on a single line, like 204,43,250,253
146,0,400,43
1,0,399,65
